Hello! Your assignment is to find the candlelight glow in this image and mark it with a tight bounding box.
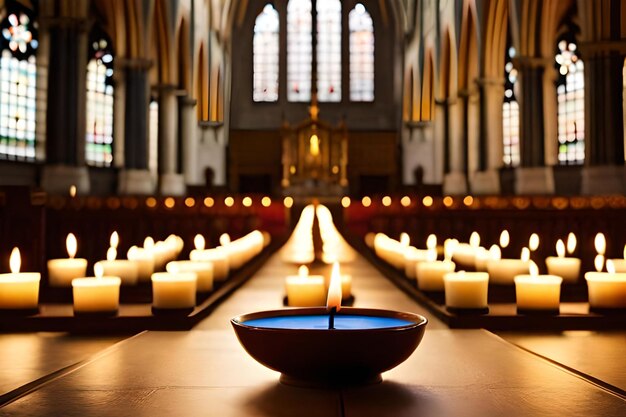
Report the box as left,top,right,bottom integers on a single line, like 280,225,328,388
594,254,605,272
607,260,616,274
194,234,205,251
127,246,138,259
469,232,480,248
220,234,231,246
283,196,294,208
443,238,457,261
66,233,77,258
107,247,117,261
567,233,577,254
110,231,119,249
556,239,565,258
326,262,343,311
400,233,410,247
382,196,392,207
144,236,155,250
261,196,271,207
594,233,606,255
242,197,252,207
69,185,77,197
309,134,320,156
521,247,530,261
362,196,371,207
489,244,501,260
224,197,234,207
9,247,20,273
298,265,309,278
400,196,411,207
529,261,539,277
341,196,351,208
426,249,438,262
623,244,626,260
94,263,104,279
499,230,510,248
529,233,539,251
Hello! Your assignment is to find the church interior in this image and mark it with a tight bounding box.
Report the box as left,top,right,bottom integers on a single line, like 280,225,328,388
0,0,625,415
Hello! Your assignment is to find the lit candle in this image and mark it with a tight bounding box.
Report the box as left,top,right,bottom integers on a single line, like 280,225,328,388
487,247,531,285
608,244,626,273
545,237,581,284
189,235,230,281
323,262,352,299
529,233,540,252
47,233,88,287
452,232,480,269
416,246,455,291
285,265,326,307
443,271,489,311
404,246,429,279
95,232,139,286
585,245,626,310
0,248,40,313
167,260,214,292
71,264,121,315
327,262,343,328
514,262,562,314
127,245,155,283
151,269,197,311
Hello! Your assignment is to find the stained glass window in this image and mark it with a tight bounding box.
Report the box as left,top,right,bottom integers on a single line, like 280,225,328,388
349,3,374,102
86,32,114,166
0,10,37,161
287,0,312,102
556,39,584,165
316,0,341,102
253,4,279,102
502,45,520,167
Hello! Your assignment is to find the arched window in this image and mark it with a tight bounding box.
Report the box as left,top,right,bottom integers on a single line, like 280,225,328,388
316,0,341,102
253,4,279,102
85,29,114,167
287,0,312,102
502,44,520,167
0,8,38,161
555,39,584,165
349,3,374,102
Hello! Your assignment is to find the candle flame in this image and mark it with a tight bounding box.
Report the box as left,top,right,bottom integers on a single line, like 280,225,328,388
107,247,117,261
499,230,510,248
144,236,154,250
607,260,616,274
594,233,606,255
69,185,77,197
298,265,309,278
567,233,577,254
169,262,179,274
469,232,480,248
529,233,540,251
426,234,437,250
489,244,501,260
529,261,539,277
219,233,231,246
443,238,457,262
110,231,119,249
556,239,565,258
94,263,103,279
9,247,20,273
127,246,138,259
521,247,530,262
327,262,342,311
399,233,410,247
66,233,77,259
594,254,604,272
426,249,438,262
194,234,205,251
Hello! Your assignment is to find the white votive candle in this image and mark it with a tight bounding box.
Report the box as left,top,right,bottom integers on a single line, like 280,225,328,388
608,259,626,273
404,247,429,279
417,260,455,291
167,261,214,292
285,266,326,307
72,266,121,314
151,272,197,309
95,258,139,286
47,233,88,287
545,239,581,284
444,272,489,310
514,272,562,312
0,248,40,311
127,246,155,283
585,271,626,310
189,248,230,281
487,259,530,285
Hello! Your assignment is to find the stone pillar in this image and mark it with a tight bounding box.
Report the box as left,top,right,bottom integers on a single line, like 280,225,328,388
117,59,155,195
514,57,554,194
581,48,626,194
180,96,201,185
41,14,90,194
157,85,185,195
443,96,468,195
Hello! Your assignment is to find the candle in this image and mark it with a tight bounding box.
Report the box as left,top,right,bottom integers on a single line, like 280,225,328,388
585,260,626,310
72,264,121,315
608,244,626,273
452,232,480,269
416,259,455,291
285,266,326,307
167,261,214,292
151,271,197,311
189,235,230,281
443,271,489,311
47,233,88,287
323,262,352,298
0,248,40,312
545,238,581,284
95,246,139,286
127,245,155,283
404,247,429,279
514,262,562,313
487,247,531,285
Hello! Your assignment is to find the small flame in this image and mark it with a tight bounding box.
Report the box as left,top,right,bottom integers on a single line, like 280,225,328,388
607,260,616,274
443,238,457,262
594,254,604,272
469,232,480,248
521,247,530,261
489,244,501,260
194,234,205,251
94,263,104,279
298,265,309,278
567,233,577,254
169,263,179,274
110,231,119,249
623,244,626,260
66,233,77,259
529,261,539,277
107,247,117,261
69,185,77,197
556,239,565,258
399,233,410,247
219,233,231,246
9,247,20,273
499,230,510,248
594,233,606,255
529,233,539,251
144,236,155,250
326,262,342,311
426,234,437,250
127,246,138,259
426,249,438,262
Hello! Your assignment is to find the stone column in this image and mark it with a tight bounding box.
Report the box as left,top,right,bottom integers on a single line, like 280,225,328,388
180,96,201,185
513,57,554,194
117,59,155,195
581,48,626,194
41,14,90,194
157,85,185,195
443,96,468,195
